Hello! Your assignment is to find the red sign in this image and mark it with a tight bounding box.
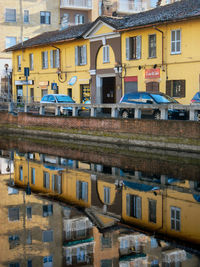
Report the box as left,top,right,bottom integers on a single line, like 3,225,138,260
145,68,160,79
124,76,138,82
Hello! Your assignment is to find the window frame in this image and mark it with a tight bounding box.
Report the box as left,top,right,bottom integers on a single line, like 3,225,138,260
171,29,181,55
17,55,21,72
126,36,141,60
103,45,110,63
171,206,181,231
29,53,34,71
50,49,59,68
5,36,16,49
148,34,156,58
42,51,48,69
24,10,29,23
40,11,51,25
5,8,16,22
104,186,110,204
75,45,87,66
75,14,85,25
166,80,185,98
148,199,157,223
126,194,142,219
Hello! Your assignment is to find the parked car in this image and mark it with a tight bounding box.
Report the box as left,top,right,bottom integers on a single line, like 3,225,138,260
190,91,200,120
40,94,76,115
119,92,187,120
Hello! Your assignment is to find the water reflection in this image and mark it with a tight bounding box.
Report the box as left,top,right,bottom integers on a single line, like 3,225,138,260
0,147,200,266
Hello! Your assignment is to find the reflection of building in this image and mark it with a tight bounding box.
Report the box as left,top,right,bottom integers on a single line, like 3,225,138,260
13,151,200,247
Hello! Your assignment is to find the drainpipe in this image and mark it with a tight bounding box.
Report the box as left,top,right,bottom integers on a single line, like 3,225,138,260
154,27,164,68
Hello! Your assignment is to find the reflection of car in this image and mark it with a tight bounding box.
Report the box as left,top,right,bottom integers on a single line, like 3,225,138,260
119,92,187,120
82,99,91,110
40,94,76,115
191,92,200,120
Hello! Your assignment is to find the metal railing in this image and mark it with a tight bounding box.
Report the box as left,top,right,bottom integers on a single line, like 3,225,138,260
1,101,200,121
60,0,92,9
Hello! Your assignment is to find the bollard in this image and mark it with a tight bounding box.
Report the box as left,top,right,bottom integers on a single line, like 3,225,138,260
39,105,45,115
91,107,96,117
55,106,60,116
134,108,141,119
160,108,168,120
111,107,119,118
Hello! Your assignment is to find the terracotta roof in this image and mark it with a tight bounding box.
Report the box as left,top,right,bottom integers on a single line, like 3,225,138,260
5,0,200,52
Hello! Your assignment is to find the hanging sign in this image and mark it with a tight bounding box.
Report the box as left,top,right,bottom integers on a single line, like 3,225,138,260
68,76,77,86
51,83,58,90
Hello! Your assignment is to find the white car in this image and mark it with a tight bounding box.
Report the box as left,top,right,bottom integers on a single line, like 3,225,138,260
40,94,76,115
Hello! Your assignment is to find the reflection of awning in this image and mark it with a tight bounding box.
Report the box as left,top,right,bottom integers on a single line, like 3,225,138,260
119,253,146,262
123,181,160,192
44,165,64,171
64,237,94,247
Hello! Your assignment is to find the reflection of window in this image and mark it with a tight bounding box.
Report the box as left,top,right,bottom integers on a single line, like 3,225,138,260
101,236,112,248
43,230,53,242
40,11,51,24
66,248,72,265
76,181,88,201
43,171,50,188
166,80,185,98
26,230,32,244
171,29,181,54
43,256,53,267
171,206,181,231
9,235,20,249
5,8,16,22
8,207,19,221
77,247,86,263
76,220,86,238
126,36,141,60
26,207,32,219
101,259,112,267
31,167,35,184
126,194,141,219
149,199,156,223
9,262,20,267
52,174,62,193
148,34,156,58
43,204,53,217
104,186,110,204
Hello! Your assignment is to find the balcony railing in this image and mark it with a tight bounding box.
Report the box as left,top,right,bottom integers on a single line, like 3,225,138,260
118,0,147,13
60,0,92,10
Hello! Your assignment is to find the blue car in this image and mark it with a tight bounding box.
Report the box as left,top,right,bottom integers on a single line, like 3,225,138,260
119,92,187,120
40,94,76,115
191,92,200,120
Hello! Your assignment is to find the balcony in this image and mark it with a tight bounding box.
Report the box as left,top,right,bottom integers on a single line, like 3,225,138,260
60,0,92,10
117,0,147,14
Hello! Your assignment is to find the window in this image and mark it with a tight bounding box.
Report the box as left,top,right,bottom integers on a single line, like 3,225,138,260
26,207,32,219
126,36,141,60
76,220,86,238
171,29,181,54
43,230,53,242
5,8,16,22
27,260,32,267
19,166,23,181
126,194,142,219
26,230,32,244
103,45,110,63
9,235,20,249
43,256,53,267
52,174,61,193
101,236,112,248
75,45,87,66
75,14,85,25
101,259,112,267
166,80,185,98
104,186,110,204
40,11,51,24
76,180,88,202
149,199,156,223
29,54,34,70
17,56,21,72
31,167,35,184
150,0,157,8
43,204,53,217
8,207,19,221
66,249,72,265
5,37,16,48
42,51,48,69
77,247,86,263
171,206,181,231
149,34,156,58
24,10,29,23
43,171,50,188
50,49,59,68
68,88,72,97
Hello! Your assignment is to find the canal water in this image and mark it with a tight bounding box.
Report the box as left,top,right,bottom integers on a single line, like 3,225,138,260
0,136,200,266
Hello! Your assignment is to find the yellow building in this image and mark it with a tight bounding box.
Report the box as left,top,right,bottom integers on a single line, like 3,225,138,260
6,0,200,104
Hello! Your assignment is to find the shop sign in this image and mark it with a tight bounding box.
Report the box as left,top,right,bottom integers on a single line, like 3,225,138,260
124,76,138,82
39,81,49,86
15,80,33,85
68,76,77,86
145,68,160,79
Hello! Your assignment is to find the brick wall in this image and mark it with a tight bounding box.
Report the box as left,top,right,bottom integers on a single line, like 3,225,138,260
0,111,199,139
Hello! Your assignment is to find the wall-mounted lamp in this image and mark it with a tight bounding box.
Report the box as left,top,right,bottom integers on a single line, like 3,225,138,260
153,64,157,69
114,63,126,78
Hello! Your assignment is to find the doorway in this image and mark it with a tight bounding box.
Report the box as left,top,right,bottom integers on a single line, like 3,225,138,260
102,77,115,104
146,82,159,92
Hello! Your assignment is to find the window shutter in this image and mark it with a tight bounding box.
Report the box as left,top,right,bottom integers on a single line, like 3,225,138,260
126,37,130,60
58,175,61,194
83,45,87,65
56,49,60,68
76,180,79,198
50,50,53,68
166,81,172,96
136,35,141,59
75,46,79,65
52,174,54,191
83,182,88,202
136,196,141,219
126,194,130,216
180,80,185,97
45,51,48,68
